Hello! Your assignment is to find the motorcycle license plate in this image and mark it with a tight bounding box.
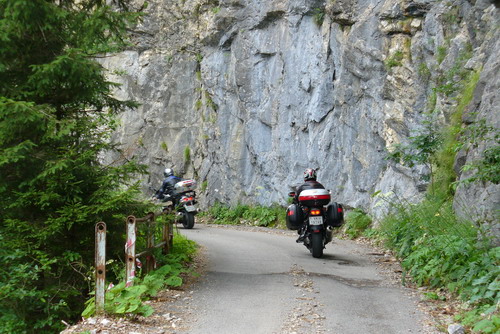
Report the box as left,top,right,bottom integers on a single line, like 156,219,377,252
309,216,323,225
185,204,196,212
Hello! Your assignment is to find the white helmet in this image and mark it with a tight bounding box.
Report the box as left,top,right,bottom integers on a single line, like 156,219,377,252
164,168,174,177
303,168,317,181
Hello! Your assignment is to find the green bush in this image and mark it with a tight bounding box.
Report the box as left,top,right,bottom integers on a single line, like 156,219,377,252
343,209,372,238
377,196,499,332
204,202,285,227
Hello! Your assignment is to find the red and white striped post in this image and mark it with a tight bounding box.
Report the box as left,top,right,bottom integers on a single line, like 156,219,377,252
125,216,136,287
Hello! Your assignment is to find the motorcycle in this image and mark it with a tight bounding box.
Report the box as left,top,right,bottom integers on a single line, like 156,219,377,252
173,179,198,229
286,189,344,258
154,179,198,229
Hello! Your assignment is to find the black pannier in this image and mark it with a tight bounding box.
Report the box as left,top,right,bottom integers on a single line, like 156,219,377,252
326,202,344,227
286,204,304,230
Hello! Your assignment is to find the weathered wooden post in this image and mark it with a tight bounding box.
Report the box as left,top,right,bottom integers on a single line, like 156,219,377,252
168,220,174,249
95,222,106,314
146,213,155,273
162,220,170,254
125,216,136,287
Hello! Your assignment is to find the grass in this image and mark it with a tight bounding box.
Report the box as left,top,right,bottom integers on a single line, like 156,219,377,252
385,50,404,69
312,8,325,26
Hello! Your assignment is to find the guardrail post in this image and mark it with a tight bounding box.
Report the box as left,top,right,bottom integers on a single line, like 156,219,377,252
125,216,136,287
95,222,106,314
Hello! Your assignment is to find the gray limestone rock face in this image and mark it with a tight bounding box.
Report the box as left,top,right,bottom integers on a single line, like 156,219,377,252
101,0,499,235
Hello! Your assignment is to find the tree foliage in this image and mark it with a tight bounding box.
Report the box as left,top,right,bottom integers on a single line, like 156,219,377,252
0,1,147,332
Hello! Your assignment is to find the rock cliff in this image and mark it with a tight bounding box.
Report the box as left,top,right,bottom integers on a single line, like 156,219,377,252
101,0,499,227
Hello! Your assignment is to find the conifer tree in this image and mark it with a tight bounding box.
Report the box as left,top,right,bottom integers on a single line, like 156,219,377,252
0,1,147,332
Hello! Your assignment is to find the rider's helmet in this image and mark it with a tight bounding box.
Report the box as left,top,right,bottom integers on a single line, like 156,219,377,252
303,168,317,181
164,168,174,177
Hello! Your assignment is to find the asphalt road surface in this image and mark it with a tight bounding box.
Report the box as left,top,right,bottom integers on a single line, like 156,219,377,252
174,224,437,334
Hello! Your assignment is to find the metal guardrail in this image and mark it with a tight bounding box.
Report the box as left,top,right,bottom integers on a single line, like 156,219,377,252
94,211,174,314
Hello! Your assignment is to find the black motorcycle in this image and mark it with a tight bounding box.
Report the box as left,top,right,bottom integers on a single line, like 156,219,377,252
154,179,198,229
173,179,198,229
286,189,344,258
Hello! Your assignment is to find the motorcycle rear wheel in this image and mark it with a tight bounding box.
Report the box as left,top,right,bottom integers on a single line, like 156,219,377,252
182,212,195,229
311,233,324,258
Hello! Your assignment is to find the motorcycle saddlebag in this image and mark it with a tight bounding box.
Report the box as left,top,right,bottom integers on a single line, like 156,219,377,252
286,204,304,230
326,202,344,227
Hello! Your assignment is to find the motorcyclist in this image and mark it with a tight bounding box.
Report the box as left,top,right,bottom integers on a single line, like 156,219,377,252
295,168,325,203
295,168,325,242
154,168,182,205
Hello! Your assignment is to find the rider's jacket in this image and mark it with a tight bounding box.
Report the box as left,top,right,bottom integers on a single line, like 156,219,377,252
295,180,325,203
156,175,182,200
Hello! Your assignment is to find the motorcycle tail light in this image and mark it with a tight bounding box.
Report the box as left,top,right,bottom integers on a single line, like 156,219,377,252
338,207,343,213
310,209,321,215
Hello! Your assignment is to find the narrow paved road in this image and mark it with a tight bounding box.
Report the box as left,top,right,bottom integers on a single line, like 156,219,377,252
173,224,437,334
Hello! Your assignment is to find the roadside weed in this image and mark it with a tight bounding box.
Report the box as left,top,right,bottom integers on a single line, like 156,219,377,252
343,209,372,239
204,202,285,227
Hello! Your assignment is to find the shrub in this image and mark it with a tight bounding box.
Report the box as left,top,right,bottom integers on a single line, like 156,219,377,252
378,196,498,307
343,209,372,239
205,202,285,227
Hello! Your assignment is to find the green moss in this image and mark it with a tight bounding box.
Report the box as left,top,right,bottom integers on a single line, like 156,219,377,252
455,68,481,122
161,142,168,152
427,90,437,112
184,145,191,164
436,45,448,64
195,99,203,110
385,50,404,69
418,62,431,80
430,68,482,197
